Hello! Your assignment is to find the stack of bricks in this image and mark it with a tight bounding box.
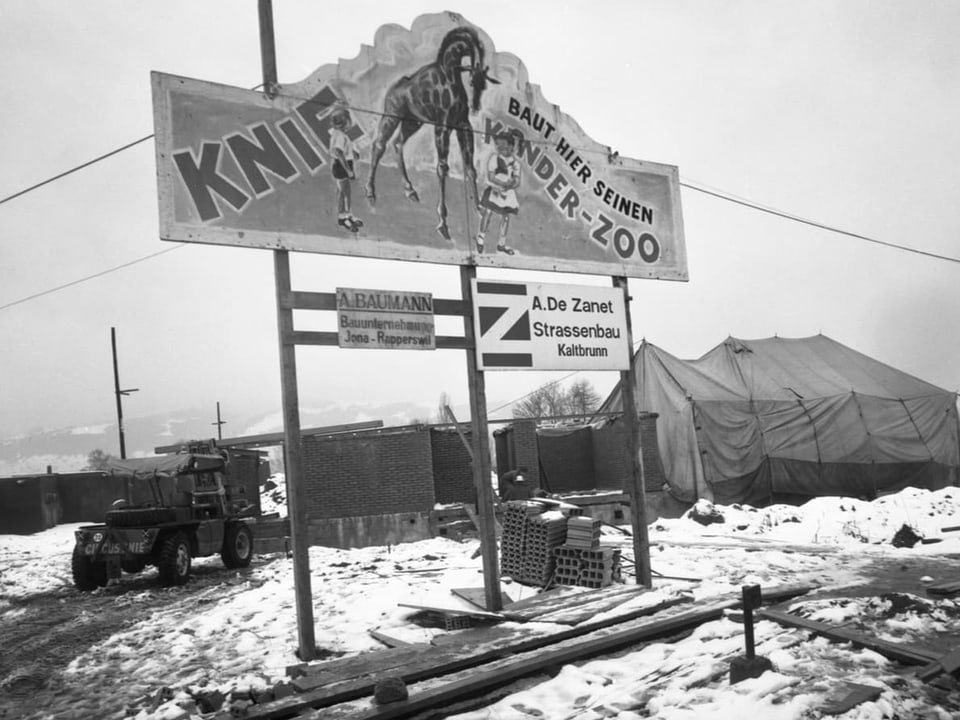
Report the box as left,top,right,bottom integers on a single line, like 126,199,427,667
499,501,568,587
519,512,568,587
499,501,544,581
553,545,622,588
565,516,602,549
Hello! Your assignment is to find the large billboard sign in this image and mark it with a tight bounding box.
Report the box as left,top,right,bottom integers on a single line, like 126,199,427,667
471,280,630,371
152,12,686,280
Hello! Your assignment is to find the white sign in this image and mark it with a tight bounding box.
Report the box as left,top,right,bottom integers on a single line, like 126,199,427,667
337,287,435,350
471,280,629,370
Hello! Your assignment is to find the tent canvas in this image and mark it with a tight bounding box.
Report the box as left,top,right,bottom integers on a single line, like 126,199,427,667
600,335,960,505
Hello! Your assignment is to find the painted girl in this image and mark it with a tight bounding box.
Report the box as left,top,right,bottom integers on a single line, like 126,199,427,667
329,107,364,233
476,128,524,255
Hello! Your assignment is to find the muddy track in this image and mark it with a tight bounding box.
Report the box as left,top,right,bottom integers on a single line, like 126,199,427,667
0,558,273,719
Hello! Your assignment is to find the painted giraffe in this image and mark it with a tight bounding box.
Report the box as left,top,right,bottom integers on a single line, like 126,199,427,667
364,26,499,240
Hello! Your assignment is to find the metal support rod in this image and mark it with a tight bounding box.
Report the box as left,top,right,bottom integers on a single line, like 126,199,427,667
613,276,652,587
460,265,502,611
260,0,316,661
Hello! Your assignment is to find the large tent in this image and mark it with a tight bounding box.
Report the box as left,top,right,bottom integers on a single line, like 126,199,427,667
601,335,960,506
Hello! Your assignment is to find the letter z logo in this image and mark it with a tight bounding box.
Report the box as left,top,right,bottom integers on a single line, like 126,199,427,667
472,281,533,369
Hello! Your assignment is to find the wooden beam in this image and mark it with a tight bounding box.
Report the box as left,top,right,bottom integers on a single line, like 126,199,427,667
302,598,755,719
917,646,960,682
613,275,651,588
282,290,467,317
758,608,939,665
287,330,470,349
246,584,813,720
153,420,384,453
460,265,501,613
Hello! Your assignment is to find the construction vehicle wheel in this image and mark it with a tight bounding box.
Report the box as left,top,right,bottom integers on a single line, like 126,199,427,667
157,532,191,586
221,523,253,569
71,546,108,591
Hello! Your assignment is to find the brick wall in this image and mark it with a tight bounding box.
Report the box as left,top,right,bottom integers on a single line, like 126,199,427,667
511,420,541,490
430,428,475,504
302,429,436,518
638,412,667,493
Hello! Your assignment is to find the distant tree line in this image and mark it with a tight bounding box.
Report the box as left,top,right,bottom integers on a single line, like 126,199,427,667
512,379,601,420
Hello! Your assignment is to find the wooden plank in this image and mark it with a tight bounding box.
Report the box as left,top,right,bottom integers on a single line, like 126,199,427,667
927,580,960,595
503,585,648,623
397,601,503,620
917,646,960,682
500,584,637,621
759,608,939,665
291,644,435,692
451,587,513,610
154,419,384,453
534,588,655,625
289,330,470,349
821,682,883,715
302,597,747,719
283,291,467,317
367,630,413,648
247,584,813,720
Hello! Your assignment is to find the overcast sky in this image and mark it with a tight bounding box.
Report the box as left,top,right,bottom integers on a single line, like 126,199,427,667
1,0,959,446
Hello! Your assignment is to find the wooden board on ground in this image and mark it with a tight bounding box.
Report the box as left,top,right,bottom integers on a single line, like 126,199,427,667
246,584,814,720
500,584,644,622
917,646,960,682
821,682,883,715
302,596,768,720
759,608,939,665
531,587,655,625
927,580,960,596
367,630,413,648
397,601,504,620
451,587,513,610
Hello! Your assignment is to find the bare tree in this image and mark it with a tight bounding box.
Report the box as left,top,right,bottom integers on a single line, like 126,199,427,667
567,379,601,417
513,382,568,418
85,449,114,471
435,391,452,423
513,379,601,420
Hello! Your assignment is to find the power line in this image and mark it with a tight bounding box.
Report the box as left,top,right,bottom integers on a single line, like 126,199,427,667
0,245,185,311
0,135,154,207
680,179,960,265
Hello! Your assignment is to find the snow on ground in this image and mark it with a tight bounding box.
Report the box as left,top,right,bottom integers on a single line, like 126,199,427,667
3,486,960,718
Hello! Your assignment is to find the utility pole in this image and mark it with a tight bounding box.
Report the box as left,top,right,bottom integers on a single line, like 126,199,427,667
212,401,226,440
259,0,317,660
111,327,138,459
